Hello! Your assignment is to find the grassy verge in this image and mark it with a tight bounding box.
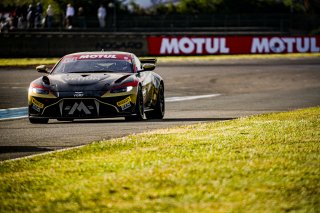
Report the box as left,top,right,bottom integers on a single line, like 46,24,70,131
1,107,319,212
0,53,319,67
155,53,320,63
0,58,60,67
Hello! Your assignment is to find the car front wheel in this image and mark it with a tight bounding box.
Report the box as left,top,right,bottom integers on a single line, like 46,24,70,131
145,83,165,119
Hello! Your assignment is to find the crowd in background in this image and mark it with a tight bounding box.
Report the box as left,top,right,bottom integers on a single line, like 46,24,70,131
0,2,107,32
0,0,319,34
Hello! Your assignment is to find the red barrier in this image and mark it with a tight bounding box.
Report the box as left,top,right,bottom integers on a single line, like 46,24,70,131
147,36,320,55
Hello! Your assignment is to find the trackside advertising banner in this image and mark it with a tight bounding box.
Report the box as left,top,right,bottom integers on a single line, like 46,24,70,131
147,36,320,55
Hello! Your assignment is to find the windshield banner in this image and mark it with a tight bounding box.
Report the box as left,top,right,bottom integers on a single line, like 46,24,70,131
147,36,320,55
62,54,132,62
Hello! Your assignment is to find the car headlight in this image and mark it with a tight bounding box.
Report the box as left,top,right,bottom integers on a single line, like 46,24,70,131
111,86,133,93
110,79,138,93
29,84,50,94
31,87,49,94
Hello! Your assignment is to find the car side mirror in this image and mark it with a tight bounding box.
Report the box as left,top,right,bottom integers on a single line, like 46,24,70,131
142,63,156,71
36,65,49,73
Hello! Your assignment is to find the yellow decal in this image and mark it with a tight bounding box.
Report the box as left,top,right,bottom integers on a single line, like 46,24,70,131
117,96,131,107
32,98,44,108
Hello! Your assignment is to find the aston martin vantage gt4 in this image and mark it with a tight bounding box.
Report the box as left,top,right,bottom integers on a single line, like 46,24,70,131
28,51,164,123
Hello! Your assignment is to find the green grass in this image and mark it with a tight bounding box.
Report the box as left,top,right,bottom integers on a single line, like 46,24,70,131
155,53,320,63
0,58,59,67
0,53,319,67
0,107,319,212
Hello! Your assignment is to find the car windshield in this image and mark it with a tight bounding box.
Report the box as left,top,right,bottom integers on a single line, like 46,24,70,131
52,59,133,74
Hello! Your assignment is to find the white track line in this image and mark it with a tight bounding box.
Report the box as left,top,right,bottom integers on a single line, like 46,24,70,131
165,94,221,102
1,144,90,163
0,116,28,121
0,107,28,121
0,107,28,111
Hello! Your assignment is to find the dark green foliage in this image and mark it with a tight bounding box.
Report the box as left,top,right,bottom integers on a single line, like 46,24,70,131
154,0,305,14
0,0,307,15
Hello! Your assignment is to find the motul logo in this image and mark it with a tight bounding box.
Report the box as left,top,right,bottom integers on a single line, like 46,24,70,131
160,37,230,54
79,54,116,59
251,37,320,53
148,36,320,55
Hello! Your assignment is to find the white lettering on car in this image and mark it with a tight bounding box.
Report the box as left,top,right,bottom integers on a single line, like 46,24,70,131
79,55,90,59
79,54,117,59
64,76,101,81
62,57,78,63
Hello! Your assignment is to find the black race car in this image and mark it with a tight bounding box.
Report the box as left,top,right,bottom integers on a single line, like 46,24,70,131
28,51,164,123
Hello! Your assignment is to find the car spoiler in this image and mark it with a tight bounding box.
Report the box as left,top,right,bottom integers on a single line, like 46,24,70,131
140,58,157,65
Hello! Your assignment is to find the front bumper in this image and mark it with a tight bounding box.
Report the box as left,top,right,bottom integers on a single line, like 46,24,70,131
28,95,137,119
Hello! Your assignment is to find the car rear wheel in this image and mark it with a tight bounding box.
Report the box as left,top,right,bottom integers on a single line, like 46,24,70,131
145,83,165,119
125,86,144,121
29,117,49,124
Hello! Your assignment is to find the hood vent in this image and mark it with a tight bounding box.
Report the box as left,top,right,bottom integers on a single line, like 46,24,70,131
115,74,131,84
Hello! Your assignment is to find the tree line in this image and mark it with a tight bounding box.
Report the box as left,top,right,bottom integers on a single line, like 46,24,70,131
1,0,319,17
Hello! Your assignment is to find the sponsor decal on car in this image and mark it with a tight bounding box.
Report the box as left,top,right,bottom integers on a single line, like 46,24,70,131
32,105,41,112
63,54,133,61
64,76,101,81
78,54,117,59
62,57,77,63
32,97,44,109
117,96,131,110
74,92,84,97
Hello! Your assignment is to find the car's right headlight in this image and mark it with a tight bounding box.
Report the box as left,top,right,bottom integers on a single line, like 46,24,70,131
29,83,50,95
111,85,133,93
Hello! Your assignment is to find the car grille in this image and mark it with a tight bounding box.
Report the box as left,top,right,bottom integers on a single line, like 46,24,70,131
33,95,134,118
59,99,99,117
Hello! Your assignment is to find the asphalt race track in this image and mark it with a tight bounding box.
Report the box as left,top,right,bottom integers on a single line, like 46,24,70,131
0,57,319,161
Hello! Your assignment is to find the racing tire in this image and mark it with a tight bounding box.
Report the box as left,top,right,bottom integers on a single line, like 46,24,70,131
29,117,49,124
125,86,144,121
145,83,165,119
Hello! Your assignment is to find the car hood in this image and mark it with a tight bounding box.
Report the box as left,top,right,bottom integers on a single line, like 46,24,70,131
48,73,132,92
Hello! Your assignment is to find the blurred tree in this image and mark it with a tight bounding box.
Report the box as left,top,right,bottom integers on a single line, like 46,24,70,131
146,0,307,15
304,0,320,14
0,0,310,15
